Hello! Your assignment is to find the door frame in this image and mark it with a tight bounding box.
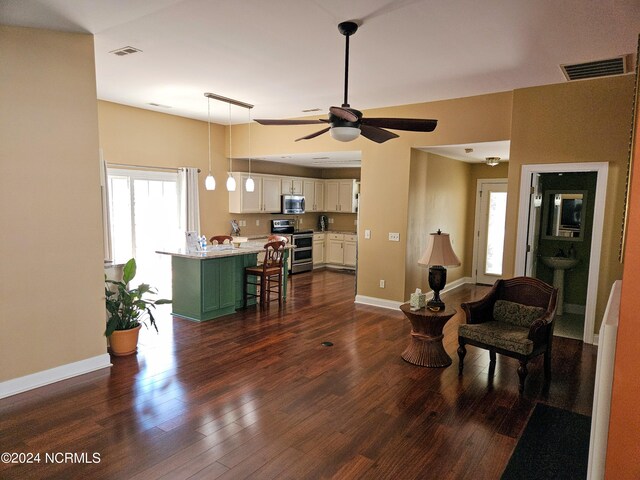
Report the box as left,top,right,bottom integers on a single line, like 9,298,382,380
514,162,609,344
472,178,508,284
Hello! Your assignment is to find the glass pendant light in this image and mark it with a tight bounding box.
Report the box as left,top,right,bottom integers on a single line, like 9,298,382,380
204,95,216,190
226,103,236,191
245,108,255,192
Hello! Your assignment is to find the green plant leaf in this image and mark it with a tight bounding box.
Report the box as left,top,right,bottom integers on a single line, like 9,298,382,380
122,258,137,284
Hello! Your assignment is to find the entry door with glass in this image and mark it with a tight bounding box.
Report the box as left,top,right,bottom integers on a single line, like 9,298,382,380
475,181,508,285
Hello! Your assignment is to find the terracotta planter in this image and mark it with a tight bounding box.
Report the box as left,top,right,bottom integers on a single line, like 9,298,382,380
109,325,141,356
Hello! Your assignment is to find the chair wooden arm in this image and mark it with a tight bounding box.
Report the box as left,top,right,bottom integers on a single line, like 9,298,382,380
528,311,555,346
460,281,500,324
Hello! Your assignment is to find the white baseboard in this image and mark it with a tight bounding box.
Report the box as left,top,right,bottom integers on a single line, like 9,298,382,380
0,354,112,399
564,303,586,315
354,295,403,310
355,277,474,311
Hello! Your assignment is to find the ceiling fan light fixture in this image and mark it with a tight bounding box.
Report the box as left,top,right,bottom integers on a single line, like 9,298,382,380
485,156,501,167
330,126,361,142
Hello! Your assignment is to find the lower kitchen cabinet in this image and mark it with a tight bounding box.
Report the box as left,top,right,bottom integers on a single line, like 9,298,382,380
327,234,344,264
343,234,357,267
313,233,325,265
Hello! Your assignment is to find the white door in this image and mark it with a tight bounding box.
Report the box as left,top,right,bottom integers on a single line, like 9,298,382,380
475,181,508,285
108,168,180,298
525,173,542,277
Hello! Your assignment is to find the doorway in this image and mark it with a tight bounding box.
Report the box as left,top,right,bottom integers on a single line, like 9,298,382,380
473,179,508,285
107,168,181,298
515,162,608,344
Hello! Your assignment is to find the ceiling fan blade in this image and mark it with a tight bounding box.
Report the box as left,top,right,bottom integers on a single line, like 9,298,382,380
254,119,325,125
295,127,331,142
361,117,438,132
360,125,399,143
329,106,359,122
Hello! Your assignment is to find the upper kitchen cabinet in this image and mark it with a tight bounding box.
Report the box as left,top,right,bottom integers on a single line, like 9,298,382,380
282,178,303,195
303,179,325,212
324,179,357,213
229,173,282,213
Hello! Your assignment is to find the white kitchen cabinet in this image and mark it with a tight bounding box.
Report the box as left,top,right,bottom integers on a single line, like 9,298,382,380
326,233,344,264
343,234,357,267
303,179,325,212
229,174,282,213
313,233,325,266
324,180,356,213
282,177,303,195
262,176,282,212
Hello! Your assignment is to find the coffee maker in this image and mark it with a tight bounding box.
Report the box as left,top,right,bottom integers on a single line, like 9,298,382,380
318,215,328,232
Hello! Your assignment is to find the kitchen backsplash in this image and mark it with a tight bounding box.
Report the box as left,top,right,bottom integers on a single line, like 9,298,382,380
215,212,357,237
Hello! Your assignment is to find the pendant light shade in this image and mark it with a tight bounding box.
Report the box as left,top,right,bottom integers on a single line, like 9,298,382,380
204,94,216,190
226,173,236,191
245,176,255,192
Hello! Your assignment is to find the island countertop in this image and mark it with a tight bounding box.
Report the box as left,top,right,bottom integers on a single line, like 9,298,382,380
156,241,294,260
159,241,292,322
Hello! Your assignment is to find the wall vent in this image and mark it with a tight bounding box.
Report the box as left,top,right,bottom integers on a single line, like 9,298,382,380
561,55,632,81
109,46,142,57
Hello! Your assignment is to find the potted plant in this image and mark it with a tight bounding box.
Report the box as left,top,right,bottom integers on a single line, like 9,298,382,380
105,258,171,356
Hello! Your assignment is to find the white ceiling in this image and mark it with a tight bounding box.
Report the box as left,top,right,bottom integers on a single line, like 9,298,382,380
421,140,511,164
2,0,639,167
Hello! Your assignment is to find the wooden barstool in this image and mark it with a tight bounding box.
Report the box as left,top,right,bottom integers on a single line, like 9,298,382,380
209,235,233,245
244,240,286,308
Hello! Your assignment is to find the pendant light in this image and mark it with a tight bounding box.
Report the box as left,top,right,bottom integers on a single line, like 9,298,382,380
245,107,255,192
204,95,216,190
226,103,236,191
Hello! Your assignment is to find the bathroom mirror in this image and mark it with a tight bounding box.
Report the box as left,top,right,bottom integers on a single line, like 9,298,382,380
541,190,587,241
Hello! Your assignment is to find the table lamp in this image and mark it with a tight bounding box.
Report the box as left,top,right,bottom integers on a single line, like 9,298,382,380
418,230,461,310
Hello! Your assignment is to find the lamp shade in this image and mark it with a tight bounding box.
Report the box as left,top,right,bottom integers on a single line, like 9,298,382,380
330,127,361,142
205,174,216,191
418,231,461,267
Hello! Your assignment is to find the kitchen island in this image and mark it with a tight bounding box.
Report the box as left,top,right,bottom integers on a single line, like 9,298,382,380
157,241,291,322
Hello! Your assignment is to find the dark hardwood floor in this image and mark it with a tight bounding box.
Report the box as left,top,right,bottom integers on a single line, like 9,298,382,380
0,270,597,480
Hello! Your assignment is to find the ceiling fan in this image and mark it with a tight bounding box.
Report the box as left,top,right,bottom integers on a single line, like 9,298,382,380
254,21,438,144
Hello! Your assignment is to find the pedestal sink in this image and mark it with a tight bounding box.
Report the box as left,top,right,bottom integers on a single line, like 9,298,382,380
540,256,579,315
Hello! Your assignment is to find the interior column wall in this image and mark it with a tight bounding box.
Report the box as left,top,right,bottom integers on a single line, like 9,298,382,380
0,26,105,381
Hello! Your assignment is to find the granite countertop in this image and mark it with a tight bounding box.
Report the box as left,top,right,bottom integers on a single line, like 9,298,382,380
157,241,293,259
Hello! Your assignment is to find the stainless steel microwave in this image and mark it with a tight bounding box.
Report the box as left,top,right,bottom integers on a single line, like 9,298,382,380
281,194,305,214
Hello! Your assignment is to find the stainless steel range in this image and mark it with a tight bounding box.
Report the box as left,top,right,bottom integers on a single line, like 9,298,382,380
271,219,313,274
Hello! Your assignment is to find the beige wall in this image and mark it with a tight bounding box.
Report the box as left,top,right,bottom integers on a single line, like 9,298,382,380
0,27,105,381
505,75,634,329
227,92,513,301
98,102,360,237
405,152,470,300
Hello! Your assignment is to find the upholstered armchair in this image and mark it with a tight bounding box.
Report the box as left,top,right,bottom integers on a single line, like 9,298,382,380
458,277,558,394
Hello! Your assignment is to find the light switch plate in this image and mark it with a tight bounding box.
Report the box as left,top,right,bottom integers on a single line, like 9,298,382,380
389,232,400,241
364,229,371,239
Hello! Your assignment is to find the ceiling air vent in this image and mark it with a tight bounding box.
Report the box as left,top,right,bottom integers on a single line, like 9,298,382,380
109,46,142,57
561,55,632,81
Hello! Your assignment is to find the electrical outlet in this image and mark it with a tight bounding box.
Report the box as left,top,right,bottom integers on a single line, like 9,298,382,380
379,280,385,288
364,229,371,239
389,232,400,241
256,219,260,226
